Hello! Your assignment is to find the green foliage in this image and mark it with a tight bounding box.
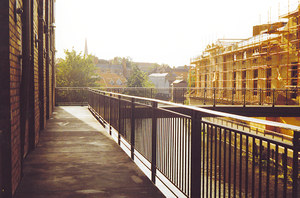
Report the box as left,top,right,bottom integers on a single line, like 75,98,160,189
127,65,154,87
56,49,99,87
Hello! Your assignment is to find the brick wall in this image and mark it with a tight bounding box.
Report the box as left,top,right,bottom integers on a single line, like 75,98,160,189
32,0,40,146
8,0,23,194
0,0,55,197
0,0,12,197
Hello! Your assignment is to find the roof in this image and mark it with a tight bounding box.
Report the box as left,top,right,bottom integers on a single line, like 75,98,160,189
171,79,187,85
96,64,123,69
149,73,168,77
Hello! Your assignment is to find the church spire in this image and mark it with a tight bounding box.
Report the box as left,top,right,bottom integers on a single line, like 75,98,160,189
84,38,88,57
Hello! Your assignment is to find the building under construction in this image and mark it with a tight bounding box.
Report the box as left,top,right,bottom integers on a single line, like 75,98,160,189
189,4,300,106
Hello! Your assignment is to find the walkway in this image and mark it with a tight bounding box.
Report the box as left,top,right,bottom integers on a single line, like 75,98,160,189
14,106,164,198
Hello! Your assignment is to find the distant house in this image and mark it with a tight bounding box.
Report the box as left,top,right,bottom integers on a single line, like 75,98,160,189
172,66,190,81
96,72,127,87
96,64,123,74
171,79,188,103
149,73,170,97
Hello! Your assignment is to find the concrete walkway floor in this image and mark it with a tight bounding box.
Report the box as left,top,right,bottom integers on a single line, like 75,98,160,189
14,106,164,198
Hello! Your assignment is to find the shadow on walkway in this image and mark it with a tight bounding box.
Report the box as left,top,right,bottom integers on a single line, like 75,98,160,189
14,106,164,198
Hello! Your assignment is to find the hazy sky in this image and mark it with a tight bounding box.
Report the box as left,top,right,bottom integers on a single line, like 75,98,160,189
55,0,299,66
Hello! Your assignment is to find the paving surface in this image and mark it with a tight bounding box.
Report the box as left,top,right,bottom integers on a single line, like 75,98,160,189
14,106,164,198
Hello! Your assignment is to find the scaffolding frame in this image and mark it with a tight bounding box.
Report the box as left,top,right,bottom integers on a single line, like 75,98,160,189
189,3,300,105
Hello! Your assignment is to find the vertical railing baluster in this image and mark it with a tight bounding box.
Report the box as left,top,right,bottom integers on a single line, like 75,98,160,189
239,134,243,198
234,132,237,198
219,127,222,198
232,88,235,105
223,129,227,198
292,131,299,198
130,98,135,160
118,95,121,145
274,144,278,198
252,137,256,198
245,135,249,197
228,130,232,198
206,124,209,198
283,147,287,198
203,123,206,198
210,125,213,198
213,88,216,107
109,94,112,135
151,101,158,184
191,111,201,198
259,139,263,198
266,142,270,197
214,126,217,198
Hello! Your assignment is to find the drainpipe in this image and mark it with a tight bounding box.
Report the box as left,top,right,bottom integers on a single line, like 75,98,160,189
20,0,32,157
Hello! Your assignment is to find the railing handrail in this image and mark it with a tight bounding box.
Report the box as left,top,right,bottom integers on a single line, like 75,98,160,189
56,86,300,91
89,88,300,132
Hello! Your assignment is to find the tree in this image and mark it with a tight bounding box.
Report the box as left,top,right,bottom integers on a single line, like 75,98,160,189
111,56,133,69
56,49,99,87
127,65,153,87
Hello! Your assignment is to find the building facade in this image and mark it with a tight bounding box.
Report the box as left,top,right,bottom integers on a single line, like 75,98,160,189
190,5,300,105
0,0,55,197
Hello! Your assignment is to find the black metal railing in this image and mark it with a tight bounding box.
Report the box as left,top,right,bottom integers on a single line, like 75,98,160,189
55,87,88,106
87,88,299,198
55,87,300,107
0,130,3,198
188,87,300,107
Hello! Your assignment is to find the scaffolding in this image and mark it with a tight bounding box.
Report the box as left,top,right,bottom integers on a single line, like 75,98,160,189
189,3,300,105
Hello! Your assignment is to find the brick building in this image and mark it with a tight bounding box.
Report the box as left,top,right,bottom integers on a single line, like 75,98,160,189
0,0,55,197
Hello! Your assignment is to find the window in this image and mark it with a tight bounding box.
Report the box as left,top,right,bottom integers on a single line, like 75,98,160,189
291,64,298,98
223,73,227,88
254,80,258,95
267,68,272,78
242,70,246,89
266,80,271,96
291,64,298,86
233,71,236,90
254,69,258,78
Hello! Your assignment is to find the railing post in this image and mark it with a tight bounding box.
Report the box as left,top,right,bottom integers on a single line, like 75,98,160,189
131,98,135,160
151,101,158,184
272,88,275,107
109,93,112,135
285,88,288,105
232,88,235,105
191,111,201,198
292,131,299,198
0,130,3,197
213,88,216,107
243,88,246,107
203,88,206,105
259,88,262,105
118,95,121,145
